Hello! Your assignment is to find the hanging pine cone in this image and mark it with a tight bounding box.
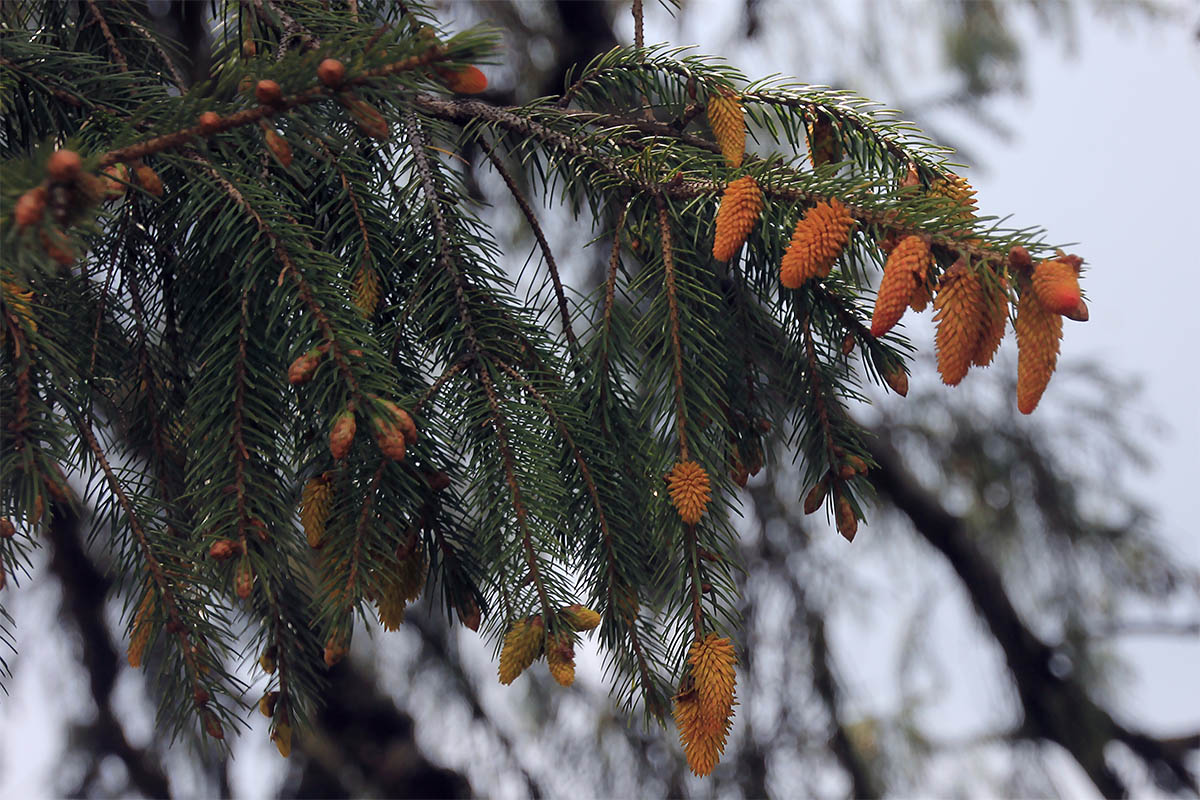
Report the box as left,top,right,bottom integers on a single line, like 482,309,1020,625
1031,259,1083,316
352,265,381,316
711,176,764,261
498,615,544,685
972,282,1009,367
870,235,931,337
300,473,333,548
561,603,602,631
666,460,711,525
1015,288,1062,414
779,199,855,288
546,632,576,687
329,410,356,459
675,634,737,776
707,89,745,167
933,259,985,386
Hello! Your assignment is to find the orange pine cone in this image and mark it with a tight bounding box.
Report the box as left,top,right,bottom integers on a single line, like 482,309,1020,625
439,65,488,94
499,616,544,684
870,235,931,337
933,260,985,386
546,632,576,687
263,128,292,167
707,90,745,167
711,176,763,261
688,634,737,732
329,410,356,459
1031,260,1082,316
1015,289,1063,414
972,283,1008,367
779,199,855,288
666,460,711,525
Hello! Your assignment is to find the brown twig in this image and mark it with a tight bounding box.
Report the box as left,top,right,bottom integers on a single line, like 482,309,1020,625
655,195,689,462
86,0,128,72
412,357,471,416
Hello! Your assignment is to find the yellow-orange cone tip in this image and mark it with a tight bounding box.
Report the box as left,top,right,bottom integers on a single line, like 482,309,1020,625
707,90,745,168
1015,290,1062,414
1031,260,1083,316
711,176,764,261
666,461,711,525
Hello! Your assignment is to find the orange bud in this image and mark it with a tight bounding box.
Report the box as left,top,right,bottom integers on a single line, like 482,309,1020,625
711,176,764,261
343,98,388,140
235,558,254,599
0,518,14,538
209,539,242,560
100,165,129,199
780,199,855,288
318,58,346,87
263,128,292,167
457,598,481,631
835,496,857,542
203,710,224,740
439,65,488,94
14,187,46,228
323,635,348,667
882,363,908,397
255,79,283,105
198,111,222,133
287,348,322,385
259,691,278,717
1031,260,1082,316
329,410,356,459
803,478,828,515
47,149,82,183
134,165,163,197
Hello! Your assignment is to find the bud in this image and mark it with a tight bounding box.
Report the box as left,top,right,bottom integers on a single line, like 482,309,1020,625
1008,245,1033,274
255,79,283,106
562,604,602,631
318,58,346,88
14,186,47,228
835,496,858,542
343,97,388,140
803,478,828,515
46,149,82,183
259,691,278,717
426,471,451,492
438,65,488,94
249,517,269,542
134,165,163,197
235,558,254,599
323,634,348,667
846,455,869,475
272,722,292,758
837,464,855,480
263,128,292,167
203,710,224,740
288,348,322,385
1031,260,1083,316
0,518,15,538
780,199,855,288
198,111,222,133
456,598,481,631
259,646,277,674
242,39,257,58
882,363,908,397
99,164,129,199
329,410,356,459
193,688,210,706
666,460,711,526
209,539,241,561
841,333,855,356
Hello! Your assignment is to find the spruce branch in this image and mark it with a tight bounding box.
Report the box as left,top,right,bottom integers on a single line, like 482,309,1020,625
85,0,129,73
655,196,689,461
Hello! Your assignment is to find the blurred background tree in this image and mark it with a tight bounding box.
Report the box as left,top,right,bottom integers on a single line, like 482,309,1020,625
1,2,1197,798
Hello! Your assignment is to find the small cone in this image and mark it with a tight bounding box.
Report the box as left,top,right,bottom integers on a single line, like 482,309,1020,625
562,604,602,631
933,260,985,386
439,65,488,94
870,235,931,337
972,283,1008,367
779,199,855,288
301,473,332,548
882,363,908,397
498,616,544,684
675,633,737,776
288,348,322,385
546,632,576,687
711,176,764,261
263,128,292,167
352,265,381,316
1031,260,1082,316
272,723,292,758
707,90,745,167
666,461,711,525
329,410,356,459
803,478,828,515
835,496,858,542
1015,289,1062,414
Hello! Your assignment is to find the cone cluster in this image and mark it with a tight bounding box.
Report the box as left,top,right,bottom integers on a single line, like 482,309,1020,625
707,90,745,167
780,199,855,288
301,473,332,548
711,176,763,261
666,460,711,525
674,633,737,776
870,235,931,337
498,616,544,684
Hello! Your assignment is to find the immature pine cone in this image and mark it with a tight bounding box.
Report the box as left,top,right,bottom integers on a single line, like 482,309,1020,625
329,410,356,459
288,348,322,385
439,65,488,94
933,260,985,386
675,633,738,776
779,199,855,288
263,128,292,167
972,282,1009,367
711,176,764,261
562,603,602,631
300,473,332,548
870,235,931,337
1031,260,1082,316
498,616,544,685
707,89,745,167
1015,288,1062,414
666,460,711,525
352,265,381,316
546,632,576,687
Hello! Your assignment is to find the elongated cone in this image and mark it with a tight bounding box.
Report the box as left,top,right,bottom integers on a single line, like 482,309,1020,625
562,604,602,631
933,260,985,386
127,589,155,668
1015,289,1062,414
1031,260,1082,316
972,282,1008,367
870,235,931,337
676,634,737,776
329,410,356,459
707,90,745,167
498,616,544,684
711,176,764,261
272,723,292,757
546,633,576,687
288,348,322,385
300,473,332,548
352,265,380,316
780,199,855,288
666,461,711,525
439,65,488,94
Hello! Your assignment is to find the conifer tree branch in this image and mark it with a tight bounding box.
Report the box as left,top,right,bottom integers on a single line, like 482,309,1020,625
85,0,128,73
655,196,689,461
233,291,251,548
412,357,471,415
483,144,580,358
